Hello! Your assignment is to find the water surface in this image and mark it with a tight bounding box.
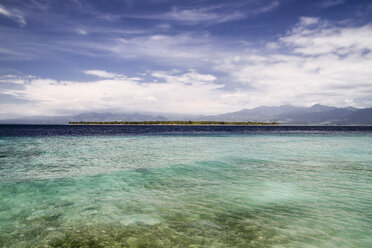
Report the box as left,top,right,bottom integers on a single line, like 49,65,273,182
0,125,371,247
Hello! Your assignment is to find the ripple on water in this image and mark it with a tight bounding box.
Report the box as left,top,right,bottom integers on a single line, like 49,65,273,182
0,134,371,247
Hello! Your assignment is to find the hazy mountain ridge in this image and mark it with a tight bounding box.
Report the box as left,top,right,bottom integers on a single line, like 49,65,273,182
201,104,371,125
0,112,167,124
0,104,371,125
70,113,167,122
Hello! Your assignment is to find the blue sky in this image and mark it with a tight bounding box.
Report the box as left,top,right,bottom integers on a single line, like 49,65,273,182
0,0,372,118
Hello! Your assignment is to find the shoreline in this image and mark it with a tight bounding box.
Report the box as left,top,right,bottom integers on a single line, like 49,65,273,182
68,124,280,126
68,121,279,126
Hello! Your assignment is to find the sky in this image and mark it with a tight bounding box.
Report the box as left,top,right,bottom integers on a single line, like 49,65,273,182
0,0,372,118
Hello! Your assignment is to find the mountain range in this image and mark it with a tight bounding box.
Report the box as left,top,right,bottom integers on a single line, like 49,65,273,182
0,104,371,125
196,104,372,125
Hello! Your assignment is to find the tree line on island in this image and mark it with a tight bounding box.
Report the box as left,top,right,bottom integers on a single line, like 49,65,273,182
68,121,279,125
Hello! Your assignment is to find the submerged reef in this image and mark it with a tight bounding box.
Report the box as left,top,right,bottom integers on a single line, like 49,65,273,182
1,213,288,248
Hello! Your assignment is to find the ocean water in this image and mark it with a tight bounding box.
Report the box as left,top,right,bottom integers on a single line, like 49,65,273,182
0,125,371,247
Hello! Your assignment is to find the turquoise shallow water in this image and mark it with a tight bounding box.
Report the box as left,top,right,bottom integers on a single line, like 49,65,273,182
0,134,371,247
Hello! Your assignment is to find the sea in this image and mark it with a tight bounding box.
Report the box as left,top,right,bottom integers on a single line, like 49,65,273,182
0,125,371,247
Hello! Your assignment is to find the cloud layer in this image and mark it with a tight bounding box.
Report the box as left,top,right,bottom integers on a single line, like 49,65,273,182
0,0,372,118
216,19,372,107
1,70,229,117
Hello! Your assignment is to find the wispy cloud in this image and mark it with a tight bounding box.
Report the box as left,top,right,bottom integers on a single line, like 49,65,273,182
27,0,50,10
83,70,142,80
74,33,226,66
117,8,244,25
319,0,346,9
161,7,244,24
297,16,320,26
76,28,88,35
249,0,280,15
84,70,120,78
0,4,26,26
118,1,280,25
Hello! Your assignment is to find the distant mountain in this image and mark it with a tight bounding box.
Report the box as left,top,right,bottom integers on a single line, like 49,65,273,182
347,108,372,124
306,104,337,113
200,104,372,125
0,105,371,125
197,105,306,121
0,112,167,124
70,113,167,122
0,115,72,124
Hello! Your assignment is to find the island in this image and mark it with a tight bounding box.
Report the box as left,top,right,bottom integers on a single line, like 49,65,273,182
68,121,279,125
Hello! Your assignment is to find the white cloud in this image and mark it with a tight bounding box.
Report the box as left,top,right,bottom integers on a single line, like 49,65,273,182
0,5,11,16
76,28,87,35
0,4,26,26
215,18,372,108
84,70,121,79
298,17,319,26
1,71,232,117
216,53,372,107
266,42,278,49
281,19,372,55
163,7,244,24
0,74,36,85
151,69,216,85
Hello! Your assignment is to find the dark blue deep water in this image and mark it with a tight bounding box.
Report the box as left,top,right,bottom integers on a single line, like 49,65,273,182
1,124,372,137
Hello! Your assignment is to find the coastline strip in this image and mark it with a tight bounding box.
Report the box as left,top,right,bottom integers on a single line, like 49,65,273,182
68,121,279,126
